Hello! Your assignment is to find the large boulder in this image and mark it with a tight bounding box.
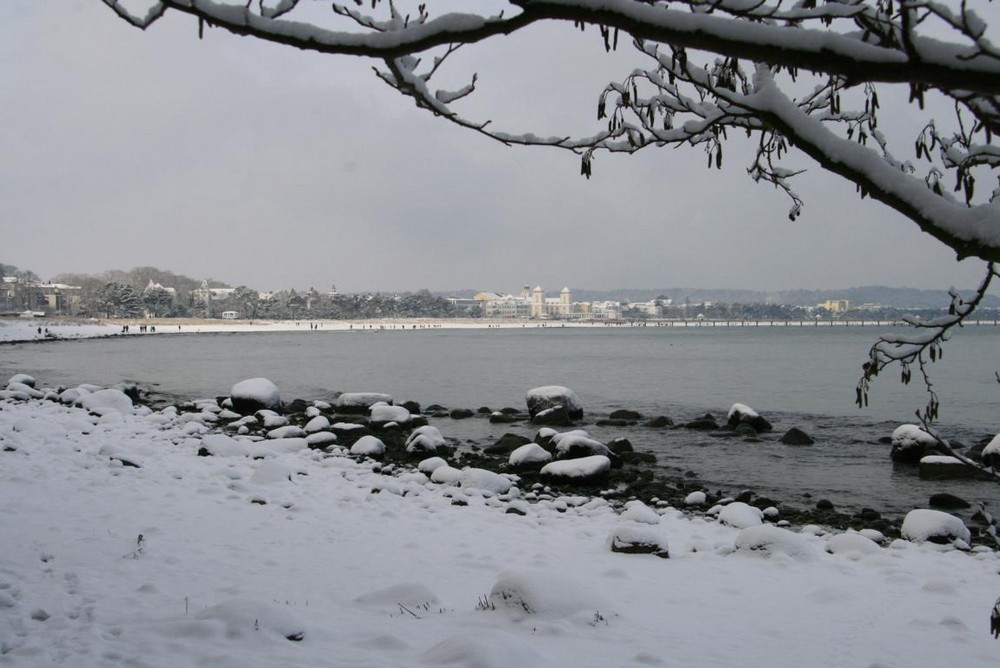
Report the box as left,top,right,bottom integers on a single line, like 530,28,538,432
918,456,979,480
525,386,583,421
230,378,282,415
890,424,939,464
508,443,553,471
540,455,610,485
369,402,412,428
981,433,1000,468
727,403,772,432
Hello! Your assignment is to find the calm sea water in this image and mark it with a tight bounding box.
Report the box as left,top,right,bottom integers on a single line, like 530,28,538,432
3,325,998,516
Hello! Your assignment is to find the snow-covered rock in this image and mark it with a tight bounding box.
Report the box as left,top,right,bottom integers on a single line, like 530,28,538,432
620,500,660,525
418,457,449,475
684,491,707,507
305,431,338,448
230,378,281,414
900,509,971,545
350,435,386,457
718,502,764,529
266,425,306,440
459,468,512,495
195,598,306,642
734,526,816,561
526,386,583,421
370,402,412,427
509,443,552,470
891,424,939,464
727,403,772,432
551,432,611,460
336,392,393,414
540,455,611,484
78,388,134,416
303,415,330,433
980,433,1000,467
488,570,610,622
608,525,669,558
919,455,977,480
7,373,36,388
405,425,447,452
825,532,882,556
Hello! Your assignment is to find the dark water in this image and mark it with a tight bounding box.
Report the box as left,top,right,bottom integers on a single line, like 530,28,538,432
3,325,998,517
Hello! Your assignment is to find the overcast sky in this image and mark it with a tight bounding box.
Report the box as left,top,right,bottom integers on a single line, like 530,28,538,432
1,0,994,295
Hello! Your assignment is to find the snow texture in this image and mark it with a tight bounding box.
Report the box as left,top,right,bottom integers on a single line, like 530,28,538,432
230,378,281,411
350,435,386,457
405,425,446,452
718,502,764,529
508,443,553,467
540,455,611,479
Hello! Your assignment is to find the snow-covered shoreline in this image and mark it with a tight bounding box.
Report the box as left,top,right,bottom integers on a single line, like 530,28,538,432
2,376,999,666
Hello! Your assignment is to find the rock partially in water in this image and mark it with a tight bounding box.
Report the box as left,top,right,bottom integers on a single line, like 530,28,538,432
727,403,773,433
919,456,979,480
683,414,718,430
929,492,971,510
890,424,939,464
780,427,815,445
525,386,583,421
486,433,532,455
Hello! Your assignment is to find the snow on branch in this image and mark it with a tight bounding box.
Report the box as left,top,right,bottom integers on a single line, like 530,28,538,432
857,261,999,424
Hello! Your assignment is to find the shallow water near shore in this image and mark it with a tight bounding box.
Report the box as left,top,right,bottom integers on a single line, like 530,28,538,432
3,324,999,517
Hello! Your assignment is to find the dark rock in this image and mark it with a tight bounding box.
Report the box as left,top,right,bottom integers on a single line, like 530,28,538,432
607,438,634,454
477,406,493,415
489,412,518,424
645,416,674,428
485,433,532,455
683,414,719,430
596,419,629,427
400,400,421,414
450,408,475,420
286,399,310,415
735,490,755,503
609,409,642,421
859,507,882,521
531,405,573,427
816,499,834,511
505,505,527,516
197,447,211,457
330,423,373,447
929,492,972,510
919,457,981,480
877,436,893,445
780,428,815,445
619,451,656,465
751,497,776,510
500,407,521,415
734,424,758,437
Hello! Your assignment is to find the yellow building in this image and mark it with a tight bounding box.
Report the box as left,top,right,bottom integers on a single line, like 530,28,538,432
818,299,850,313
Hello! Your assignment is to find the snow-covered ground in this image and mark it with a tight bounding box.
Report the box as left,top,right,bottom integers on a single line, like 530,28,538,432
1,379,999,667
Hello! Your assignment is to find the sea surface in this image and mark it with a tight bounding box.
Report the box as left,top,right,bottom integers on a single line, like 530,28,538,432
3,324,999,518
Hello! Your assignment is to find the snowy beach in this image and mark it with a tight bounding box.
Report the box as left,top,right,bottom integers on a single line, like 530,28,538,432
2,375,999,667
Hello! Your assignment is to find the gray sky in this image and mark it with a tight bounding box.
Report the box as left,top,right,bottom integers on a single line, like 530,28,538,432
0,0,994,294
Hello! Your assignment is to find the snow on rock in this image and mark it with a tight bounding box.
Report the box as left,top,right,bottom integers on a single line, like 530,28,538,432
418,457,449,475
891,424,940,464
525,386,583,421
5,381,43,399
6,373,36,388
900,509,971,545
459,468,512,495
230,378,282,414
260,412,289,428
980,433,1000,467
430,465,463,485
509,443,552,469
405,425,447,452
350,435,386,458
727,403,772,432
540,455,611,483
488,570,611,623
370,402,412,427
336,392,393,414
684,491,707,507
620,500,660,525
825,532,882,556
551,432,611,460
266,425,306,440
78,388,134,416
608,525,669,558
303,415,331,433
200,433,252,457
718,502,764,529
734,526,817,561
305,431,338,448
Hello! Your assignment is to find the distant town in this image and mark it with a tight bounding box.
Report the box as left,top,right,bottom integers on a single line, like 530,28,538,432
2,263,998,322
